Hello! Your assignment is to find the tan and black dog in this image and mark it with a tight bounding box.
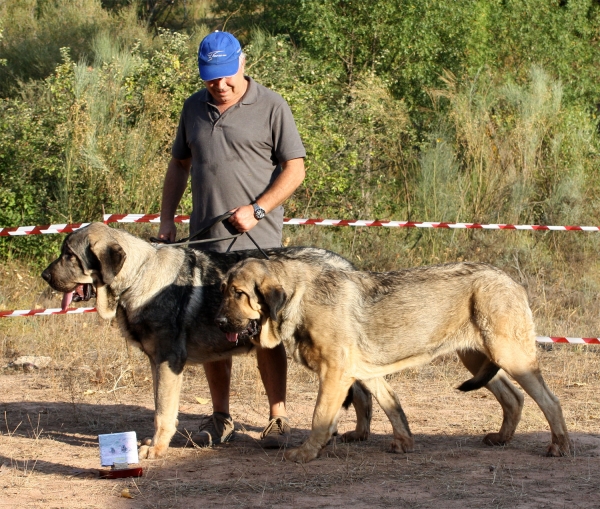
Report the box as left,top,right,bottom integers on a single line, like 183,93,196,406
215,257,572,463
41,222,376,459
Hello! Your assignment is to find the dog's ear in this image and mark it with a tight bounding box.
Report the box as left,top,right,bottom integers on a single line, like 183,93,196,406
259,283,287,322
258,316,281,349
88,234,126,285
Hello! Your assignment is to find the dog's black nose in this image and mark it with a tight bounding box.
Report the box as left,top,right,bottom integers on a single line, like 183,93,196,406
214,316,227,328
41,270,51,283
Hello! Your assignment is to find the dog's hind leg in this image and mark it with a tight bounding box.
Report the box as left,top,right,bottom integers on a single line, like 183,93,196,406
138,359,184,459
340,381,372,443
458,350,524,446
357,377,414,453
497,353,571,457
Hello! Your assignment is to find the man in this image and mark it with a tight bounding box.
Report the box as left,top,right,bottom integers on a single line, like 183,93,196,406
157,31,306,448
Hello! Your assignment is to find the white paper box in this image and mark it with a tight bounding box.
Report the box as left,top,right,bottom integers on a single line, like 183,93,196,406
98,432,139,466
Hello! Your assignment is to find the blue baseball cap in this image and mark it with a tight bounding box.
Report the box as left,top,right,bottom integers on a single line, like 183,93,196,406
198,31,242,81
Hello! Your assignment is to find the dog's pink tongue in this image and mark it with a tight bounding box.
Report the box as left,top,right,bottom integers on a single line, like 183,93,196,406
61,291,74,311
226,332,239,343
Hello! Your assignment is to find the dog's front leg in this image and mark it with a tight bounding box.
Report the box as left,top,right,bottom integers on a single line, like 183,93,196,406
138,359,183,459
285,369,353,463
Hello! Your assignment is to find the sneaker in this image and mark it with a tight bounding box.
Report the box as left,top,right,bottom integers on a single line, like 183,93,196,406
260,416,291,449
192,412,235,447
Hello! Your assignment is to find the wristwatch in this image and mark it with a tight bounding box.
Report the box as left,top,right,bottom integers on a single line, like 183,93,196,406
252,202,266,220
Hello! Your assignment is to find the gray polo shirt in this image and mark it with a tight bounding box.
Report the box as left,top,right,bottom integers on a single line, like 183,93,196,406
172,77,306,252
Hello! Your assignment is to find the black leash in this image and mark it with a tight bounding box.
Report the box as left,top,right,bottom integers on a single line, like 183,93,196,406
149,211,270,259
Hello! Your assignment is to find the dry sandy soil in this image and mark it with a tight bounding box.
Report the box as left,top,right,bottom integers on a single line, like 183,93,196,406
1,322,599,509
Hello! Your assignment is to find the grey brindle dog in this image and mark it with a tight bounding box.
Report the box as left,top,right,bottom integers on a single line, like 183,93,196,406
41,222,377,459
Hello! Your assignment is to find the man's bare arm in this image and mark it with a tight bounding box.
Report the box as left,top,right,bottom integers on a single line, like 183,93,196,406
158,157,192,242
229,158,306,232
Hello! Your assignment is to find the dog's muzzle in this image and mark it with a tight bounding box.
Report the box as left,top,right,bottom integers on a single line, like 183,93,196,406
214,317,260,343
60,284,97,311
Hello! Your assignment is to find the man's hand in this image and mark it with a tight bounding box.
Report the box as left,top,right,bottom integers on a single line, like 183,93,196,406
157,220,177,243
228,204,259,232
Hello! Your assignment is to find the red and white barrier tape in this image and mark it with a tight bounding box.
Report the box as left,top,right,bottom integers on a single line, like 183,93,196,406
102,214,600,231
103,214,189,224
0,223,91,237
3,214,600,235
99,214,600,232
0,307,96,317
282,219,600,231
0,308,598,345
536,336,600,345
3,215,600,343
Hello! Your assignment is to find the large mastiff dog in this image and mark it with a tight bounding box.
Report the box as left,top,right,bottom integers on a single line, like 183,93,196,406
215,258,572,463
41,222,373,459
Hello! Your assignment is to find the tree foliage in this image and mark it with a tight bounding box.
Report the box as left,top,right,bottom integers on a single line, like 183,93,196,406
1,0,600,262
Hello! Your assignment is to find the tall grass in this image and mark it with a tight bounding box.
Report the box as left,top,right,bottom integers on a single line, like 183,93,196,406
423,67,596,227
0,0,151,96
23,28,200,225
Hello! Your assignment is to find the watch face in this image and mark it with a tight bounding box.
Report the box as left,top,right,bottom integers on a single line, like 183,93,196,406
253,203,265,220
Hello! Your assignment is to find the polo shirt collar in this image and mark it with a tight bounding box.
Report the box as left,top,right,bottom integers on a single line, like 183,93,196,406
240,77,258,105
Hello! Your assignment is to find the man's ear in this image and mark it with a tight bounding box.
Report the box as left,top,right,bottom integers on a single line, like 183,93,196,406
88,234,126,285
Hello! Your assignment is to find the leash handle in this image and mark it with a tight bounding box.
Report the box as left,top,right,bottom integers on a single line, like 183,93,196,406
150,211,235,245
187,211,234,243
150,211,270,259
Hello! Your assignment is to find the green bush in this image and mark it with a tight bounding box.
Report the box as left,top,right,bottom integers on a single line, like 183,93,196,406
1,0,600,270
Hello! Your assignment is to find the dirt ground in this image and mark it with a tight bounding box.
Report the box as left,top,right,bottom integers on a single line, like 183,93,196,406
1,339,599,509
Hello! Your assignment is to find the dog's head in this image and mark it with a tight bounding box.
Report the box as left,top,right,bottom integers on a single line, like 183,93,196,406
41,222,126,310
215,259,287,348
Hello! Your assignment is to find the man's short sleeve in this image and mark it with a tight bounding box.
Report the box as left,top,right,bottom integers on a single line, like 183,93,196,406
271,101,306,164
171,109,192,160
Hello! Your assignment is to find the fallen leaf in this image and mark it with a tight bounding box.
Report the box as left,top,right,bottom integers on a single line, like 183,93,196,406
121,488,134,499
195,397,209,405
83,389,96,395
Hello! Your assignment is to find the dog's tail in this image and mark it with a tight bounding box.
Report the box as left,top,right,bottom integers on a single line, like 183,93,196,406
342,385,354,410
457,360,501,392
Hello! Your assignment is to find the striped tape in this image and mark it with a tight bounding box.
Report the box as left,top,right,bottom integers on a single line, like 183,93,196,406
0,308,598,345
3,214,600,343
536,336,600,345
103,214,189,224
104,215,600,231
0,223,91,237
0,307,96,317
3,215,600,236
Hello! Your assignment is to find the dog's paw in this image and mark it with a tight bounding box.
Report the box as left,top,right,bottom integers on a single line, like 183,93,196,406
284,444,319,463
390,436,414,453
546,437,572,457
339,430,369,443
138,441,167,460
545,443,562,457
483,432,509,447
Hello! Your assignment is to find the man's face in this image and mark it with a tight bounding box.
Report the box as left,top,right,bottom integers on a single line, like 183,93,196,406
203,58,246,106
